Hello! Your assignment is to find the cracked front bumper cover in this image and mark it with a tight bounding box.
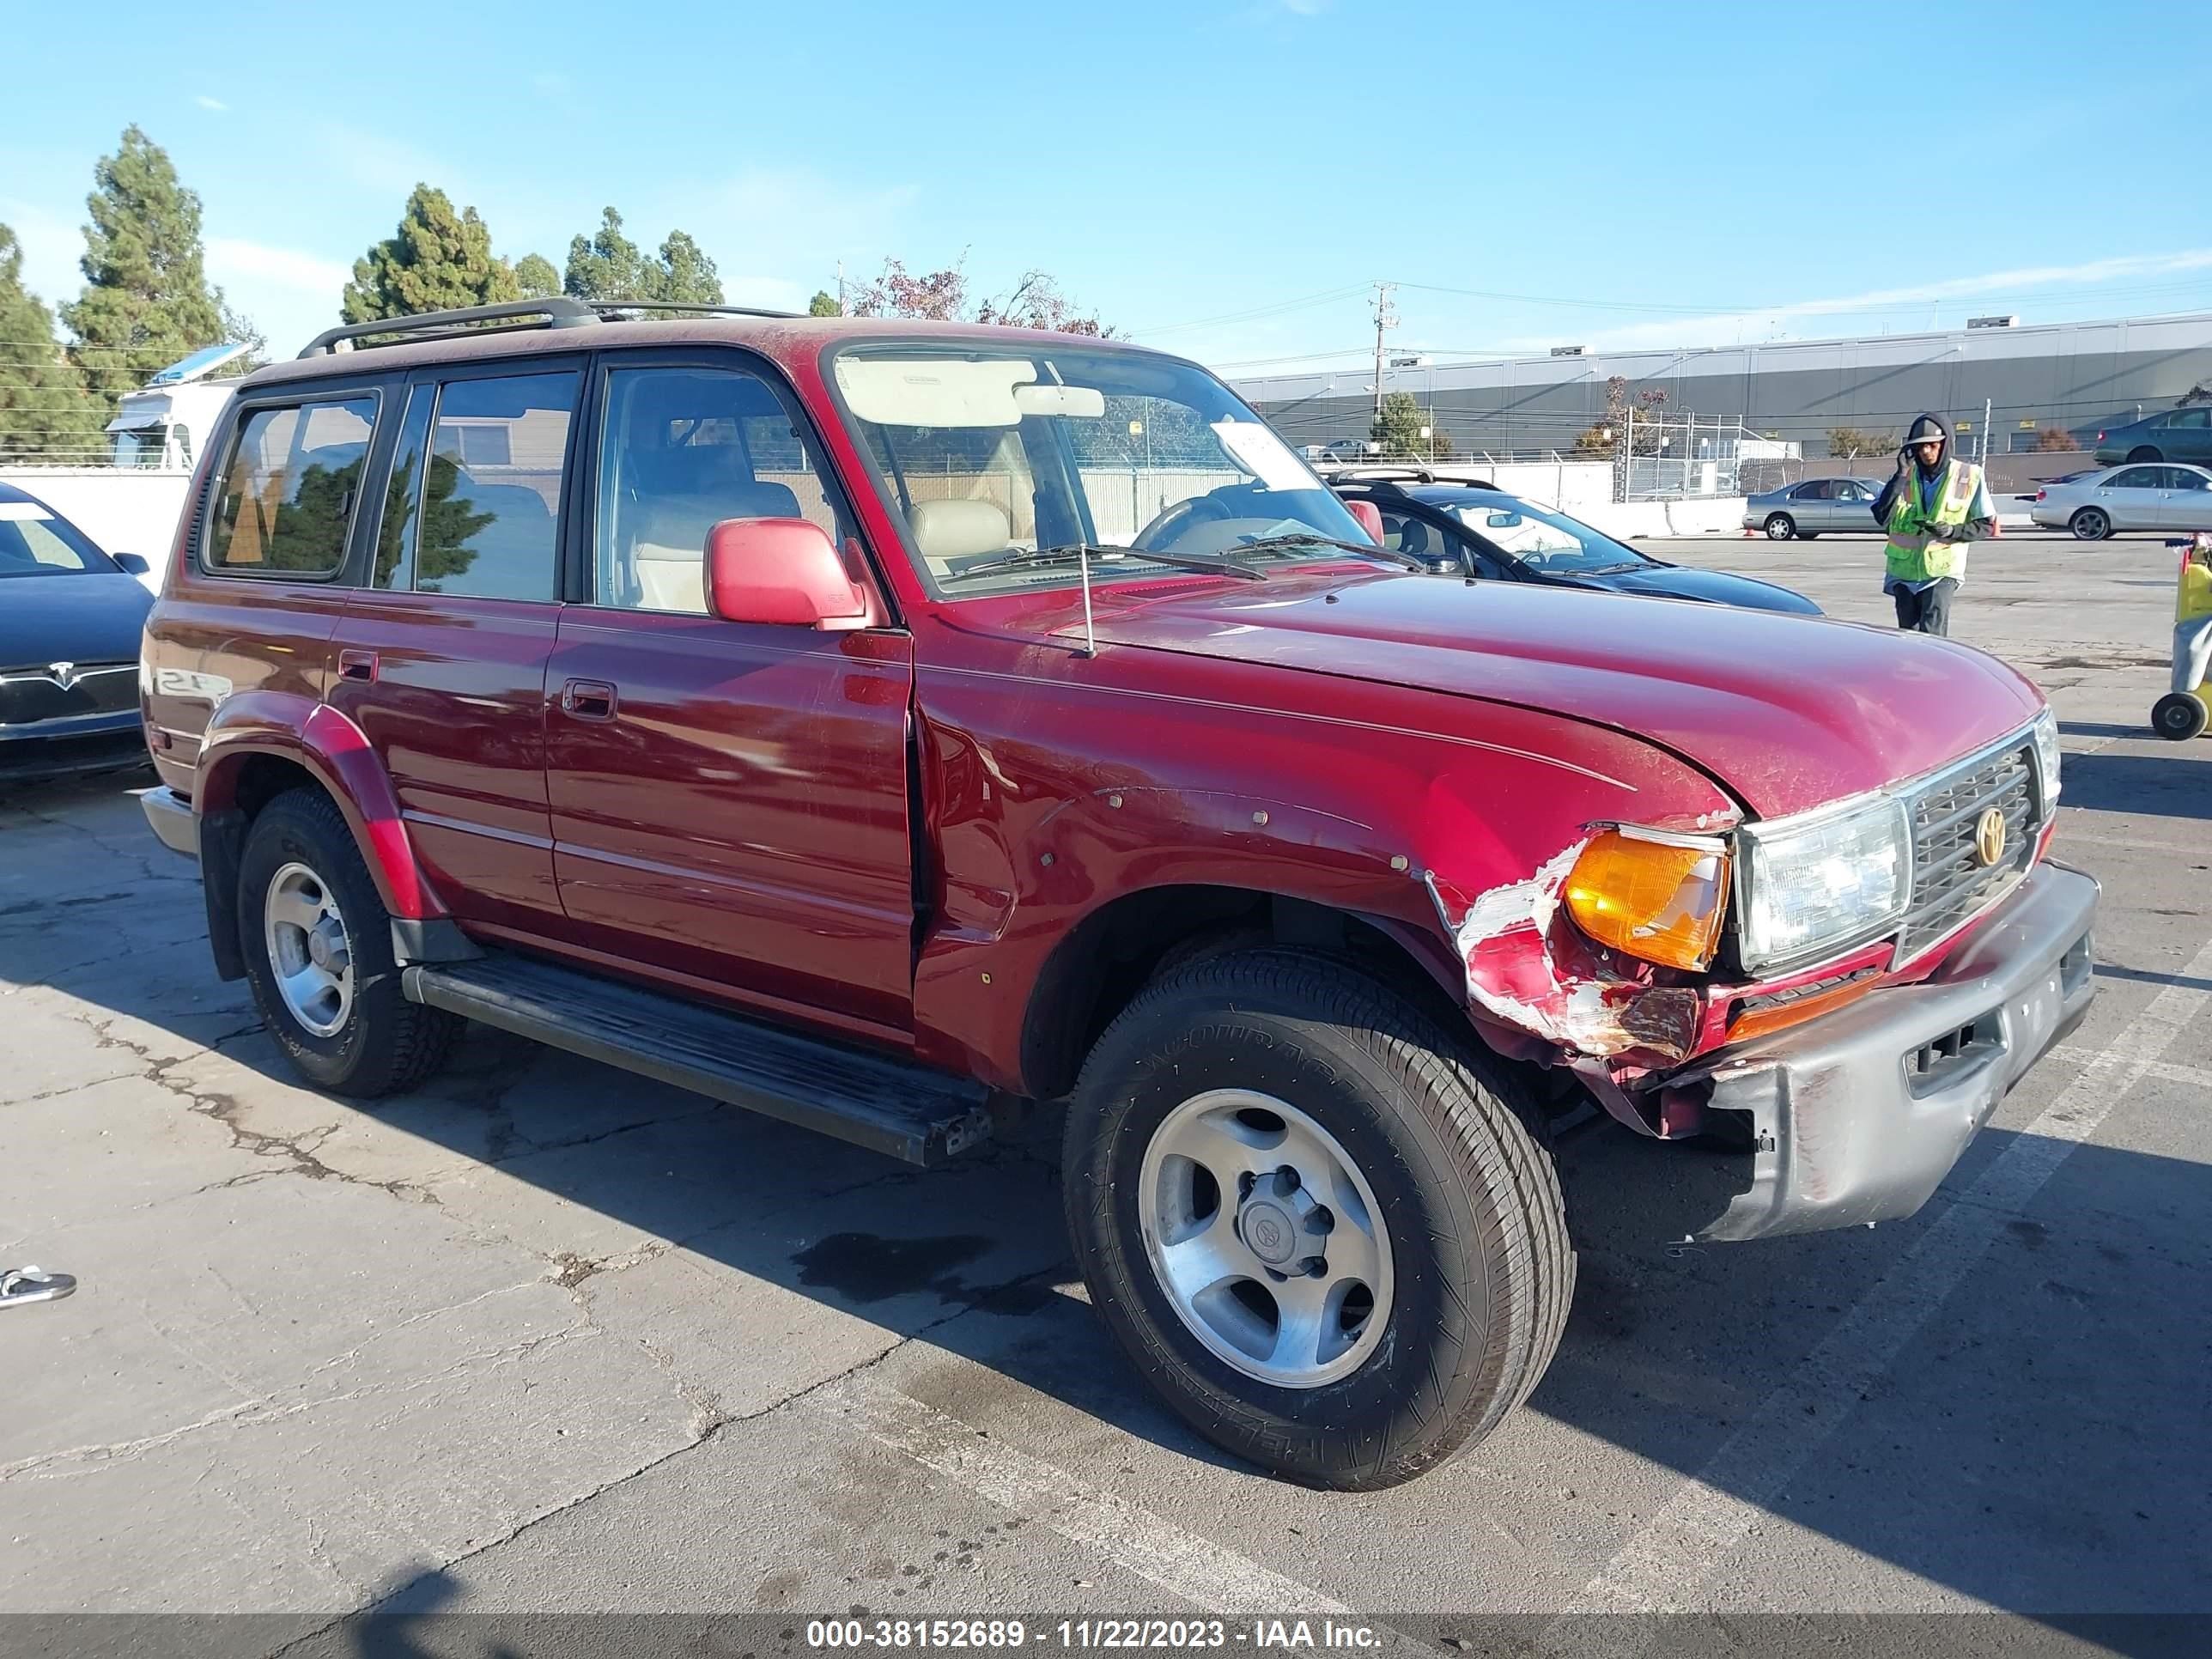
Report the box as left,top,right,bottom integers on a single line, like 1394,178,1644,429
1683,862,2098,1242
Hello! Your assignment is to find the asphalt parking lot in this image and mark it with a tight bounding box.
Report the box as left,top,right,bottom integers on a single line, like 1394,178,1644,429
3,530,2207,1655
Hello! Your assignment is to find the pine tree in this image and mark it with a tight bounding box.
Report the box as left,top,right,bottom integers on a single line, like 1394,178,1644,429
563,209,647,303
653,230,722,307
564,209,723,305
0,225,102,460
1370,392,1430,459
59,126,230,416
514,253,562,300
342,185,522,324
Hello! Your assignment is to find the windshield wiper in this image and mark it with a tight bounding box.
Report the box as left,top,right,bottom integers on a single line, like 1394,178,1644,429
1227,532,1427,571
948,543,1266,583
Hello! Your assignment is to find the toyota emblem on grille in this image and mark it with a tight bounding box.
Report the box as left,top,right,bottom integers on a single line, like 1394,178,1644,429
49,661,78,691
1974,806,2008,868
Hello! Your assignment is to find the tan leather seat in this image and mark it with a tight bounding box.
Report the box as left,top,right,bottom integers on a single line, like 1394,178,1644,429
908,498,1012,579
632,482,801,612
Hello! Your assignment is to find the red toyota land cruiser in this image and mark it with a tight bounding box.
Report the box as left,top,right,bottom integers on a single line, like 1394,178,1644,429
139,300,2096,1489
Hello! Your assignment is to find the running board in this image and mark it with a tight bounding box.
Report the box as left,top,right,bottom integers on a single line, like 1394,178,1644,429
402,954,993,1166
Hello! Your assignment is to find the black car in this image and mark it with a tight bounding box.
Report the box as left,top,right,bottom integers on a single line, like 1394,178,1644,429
0,482,155,785
1330,471,1821,615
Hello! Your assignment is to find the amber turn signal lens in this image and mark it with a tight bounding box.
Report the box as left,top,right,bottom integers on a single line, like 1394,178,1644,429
1564,830,1730,972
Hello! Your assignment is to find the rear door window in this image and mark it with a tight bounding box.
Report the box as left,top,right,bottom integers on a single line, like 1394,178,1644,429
413,373,580,601
204,397,378,576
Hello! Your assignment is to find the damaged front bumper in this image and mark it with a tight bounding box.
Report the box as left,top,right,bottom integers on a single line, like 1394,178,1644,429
1671,862,2098,1242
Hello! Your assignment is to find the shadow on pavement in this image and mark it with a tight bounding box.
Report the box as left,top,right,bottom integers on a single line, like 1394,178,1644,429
2053,749,2212,823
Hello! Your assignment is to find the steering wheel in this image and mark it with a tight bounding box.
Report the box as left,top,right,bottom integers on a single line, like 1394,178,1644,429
1133,495,1231,553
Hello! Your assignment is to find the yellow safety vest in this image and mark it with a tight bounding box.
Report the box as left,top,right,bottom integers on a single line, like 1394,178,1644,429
1886,459,1982,584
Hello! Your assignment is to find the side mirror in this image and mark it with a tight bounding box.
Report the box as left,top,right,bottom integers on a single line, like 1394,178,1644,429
706,518,871,630
1342,499,1385,545
112,552,151,575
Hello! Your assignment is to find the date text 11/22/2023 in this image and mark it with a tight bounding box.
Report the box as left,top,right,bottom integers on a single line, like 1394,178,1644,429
804,1620,1384,1650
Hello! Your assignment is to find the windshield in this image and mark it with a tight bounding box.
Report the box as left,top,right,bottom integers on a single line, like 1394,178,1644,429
830,342,1376,596
0,501,114,577
111,423,179,469
1444,495,1653,576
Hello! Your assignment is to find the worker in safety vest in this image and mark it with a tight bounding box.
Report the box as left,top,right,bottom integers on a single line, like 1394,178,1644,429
1869,412,1996,636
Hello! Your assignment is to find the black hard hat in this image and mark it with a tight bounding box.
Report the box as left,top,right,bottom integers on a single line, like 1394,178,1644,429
1905,414,1949,447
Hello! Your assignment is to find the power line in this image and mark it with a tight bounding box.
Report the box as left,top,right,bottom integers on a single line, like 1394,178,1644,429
1127,283,1372,337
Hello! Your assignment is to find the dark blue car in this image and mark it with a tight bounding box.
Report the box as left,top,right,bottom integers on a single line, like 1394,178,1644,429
1331,472,1821,616
0,481,155,785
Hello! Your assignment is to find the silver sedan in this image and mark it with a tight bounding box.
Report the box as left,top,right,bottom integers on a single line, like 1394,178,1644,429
2029,463,2212,539
1742,477,1886,539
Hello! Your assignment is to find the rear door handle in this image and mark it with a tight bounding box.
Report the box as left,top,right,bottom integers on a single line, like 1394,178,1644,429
561,678,617,720
338,650,377,683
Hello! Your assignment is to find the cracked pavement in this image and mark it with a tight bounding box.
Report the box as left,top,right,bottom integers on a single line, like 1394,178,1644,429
2,531,2207,1651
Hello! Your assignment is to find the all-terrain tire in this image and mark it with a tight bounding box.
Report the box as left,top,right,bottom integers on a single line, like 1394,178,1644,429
237,787,459,1097
1061,947,1573,1490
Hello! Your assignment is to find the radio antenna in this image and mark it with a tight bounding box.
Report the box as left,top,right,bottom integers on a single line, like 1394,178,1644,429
1079,544,1097,657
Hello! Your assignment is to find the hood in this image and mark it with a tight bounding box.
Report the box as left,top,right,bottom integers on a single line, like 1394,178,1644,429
1585,564,1823,616
1906,412,1950,472
1076,574,2041,819
0,572,154,670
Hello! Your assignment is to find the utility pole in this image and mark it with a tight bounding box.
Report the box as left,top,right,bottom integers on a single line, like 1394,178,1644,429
836,260,846,313
1370,282,1397,434
1983,395,1993,467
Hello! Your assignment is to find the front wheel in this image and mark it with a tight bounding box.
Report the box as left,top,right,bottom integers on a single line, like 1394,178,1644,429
2153,692,2209,741
1062,949,1573,1490
1763,514,1796,540
238,788,460,1097
2070,507,2112,541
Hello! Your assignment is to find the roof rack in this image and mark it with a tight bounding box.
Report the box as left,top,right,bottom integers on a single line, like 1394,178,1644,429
297,296,805,358
580,300,802,321
1319,465,1500,489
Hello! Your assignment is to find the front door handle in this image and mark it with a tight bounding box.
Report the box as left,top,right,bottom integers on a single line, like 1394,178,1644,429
561,678,617,720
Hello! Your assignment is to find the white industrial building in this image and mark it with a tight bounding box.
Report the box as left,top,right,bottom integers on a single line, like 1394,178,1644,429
1231,311,2212,461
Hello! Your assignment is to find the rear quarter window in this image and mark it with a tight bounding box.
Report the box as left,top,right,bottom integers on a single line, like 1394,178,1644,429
204,396,379,578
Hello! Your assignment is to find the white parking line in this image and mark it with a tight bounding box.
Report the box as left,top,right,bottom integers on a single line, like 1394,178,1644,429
1542,936,2212,1644
2053,1044,2212,1092
812,1373,1355,1616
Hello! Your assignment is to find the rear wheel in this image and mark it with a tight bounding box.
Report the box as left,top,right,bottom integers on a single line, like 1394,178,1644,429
2152,693,2209,741
1763,514,1796,540
2070,507,2112,541
1062,948,1573,1490
238,789,459,1097
2127,446,2162,465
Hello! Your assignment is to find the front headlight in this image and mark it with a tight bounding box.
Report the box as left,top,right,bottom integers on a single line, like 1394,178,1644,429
1737,797,1910,975
2032,706,2061,808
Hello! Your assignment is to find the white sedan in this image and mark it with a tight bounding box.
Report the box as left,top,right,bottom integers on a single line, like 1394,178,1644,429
2031,462,2212,539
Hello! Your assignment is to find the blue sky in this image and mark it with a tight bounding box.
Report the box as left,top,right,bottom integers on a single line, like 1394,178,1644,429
7,0,2210,376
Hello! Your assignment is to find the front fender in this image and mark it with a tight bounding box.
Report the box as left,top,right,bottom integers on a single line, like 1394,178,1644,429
197,692,446,922
911,678,1742,1091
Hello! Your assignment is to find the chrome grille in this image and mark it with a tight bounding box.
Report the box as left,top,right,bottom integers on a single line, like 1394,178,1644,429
0,662,138,727
1898,740,2041,960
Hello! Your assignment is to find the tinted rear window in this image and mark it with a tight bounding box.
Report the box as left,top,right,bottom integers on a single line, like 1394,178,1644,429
204,398,378,577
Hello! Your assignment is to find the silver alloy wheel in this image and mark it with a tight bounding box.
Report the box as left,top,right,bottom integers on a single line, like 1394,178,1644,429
1138,1088,1394,1389
1765,514,1792,539
2073,507,2109,540
263,860,354,1038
